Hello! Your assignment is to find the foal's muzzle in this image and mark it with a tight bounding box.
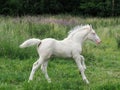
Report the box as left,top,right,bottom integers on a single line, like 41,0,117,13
96,40,101,44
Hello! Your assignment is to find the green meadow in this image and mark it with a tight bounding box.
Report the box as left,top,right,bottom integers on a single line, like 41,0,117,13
0,15,120,90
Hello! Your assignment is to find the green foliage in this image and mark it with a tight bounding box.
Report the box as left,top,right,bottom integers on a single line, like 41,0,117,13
0,0,120,16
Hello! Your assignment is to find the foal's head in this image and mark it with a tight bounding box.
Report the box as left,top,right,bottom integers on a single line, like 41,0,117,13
68,24,101,44
87,25,101,44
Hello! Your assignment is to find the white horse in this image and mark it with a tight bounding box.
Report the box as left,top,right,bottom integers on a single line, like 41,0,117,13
20,24,101,84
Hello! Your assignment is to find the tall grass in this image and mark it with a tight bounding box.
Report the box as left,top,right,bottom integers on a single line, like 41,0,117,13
0,16,120,59
0,17,68,59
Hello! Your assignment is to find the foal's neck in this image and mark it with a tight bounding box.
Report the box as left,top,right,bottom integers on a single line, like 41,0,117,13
66,29,89,46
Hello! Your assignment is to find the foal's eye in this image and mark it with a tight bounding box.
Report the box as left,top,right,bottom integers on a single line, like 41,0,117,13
92,33,95,35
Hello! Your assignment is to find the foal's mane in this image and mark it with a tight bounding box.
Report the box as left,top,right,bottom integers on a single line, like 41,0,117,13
68,24,90,38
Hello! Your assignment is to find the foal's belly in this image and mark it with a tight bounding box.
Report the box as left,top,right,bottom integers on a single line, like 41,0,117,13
53,50,72,58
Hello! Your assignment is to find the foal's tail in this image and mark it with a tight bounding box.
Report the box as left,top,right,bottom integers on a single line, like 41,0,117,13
19,38,41,48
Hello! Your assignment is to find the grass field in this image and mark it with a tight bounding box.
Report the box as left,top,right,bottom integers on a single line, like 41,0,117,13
0,15,120,90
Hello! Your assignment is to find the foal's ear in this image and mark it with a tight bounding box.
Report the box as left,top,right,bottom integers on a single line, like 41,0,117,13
89,24,92,29
89,24,92,27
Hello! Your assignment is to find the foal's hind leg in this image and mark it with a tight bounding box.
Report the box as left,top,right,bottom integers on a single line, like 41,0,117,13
28,57,44,82
41,61,51,83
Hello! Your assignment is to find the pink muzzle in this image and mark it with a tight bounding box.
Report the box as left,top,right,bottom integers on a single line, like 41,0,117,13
96,40,101,44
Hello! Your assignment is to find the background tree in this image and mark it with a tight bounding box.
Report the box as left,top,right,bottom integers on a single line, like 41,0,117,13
0,0,120,17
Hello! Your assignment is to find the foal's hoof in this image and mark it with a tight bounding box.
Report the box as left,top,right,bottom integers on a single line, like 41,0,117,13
83,79,89,84
86,80,89,84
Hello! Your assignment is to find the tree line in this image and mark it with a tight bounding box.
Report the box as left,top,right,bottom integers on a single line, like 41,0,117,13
0,0,120,17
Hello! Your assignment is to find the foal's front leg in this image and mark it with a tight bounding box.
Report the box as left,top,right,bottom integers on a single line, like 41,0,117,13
73,55,89,84
80,55,86,71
